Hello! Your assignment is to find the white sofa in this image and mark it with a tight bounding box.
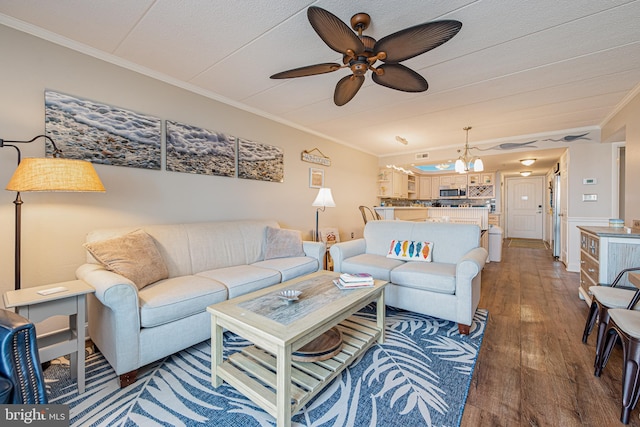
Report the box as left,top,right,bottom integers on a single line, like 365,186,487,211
330,220,487,334
76,220,324,387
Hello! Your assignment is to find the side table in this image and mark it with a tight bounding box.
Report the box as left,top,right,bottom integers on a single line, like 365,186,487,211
3,280,95,394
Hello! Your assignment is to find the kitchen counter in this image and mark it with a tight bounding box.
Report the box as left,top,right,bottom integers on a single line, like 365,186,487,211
374,207,428,221
577,225,640,238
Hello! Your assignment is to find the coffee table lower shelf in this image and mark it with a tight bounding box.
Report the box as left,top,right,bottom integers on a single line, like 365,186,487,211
217,316,380,417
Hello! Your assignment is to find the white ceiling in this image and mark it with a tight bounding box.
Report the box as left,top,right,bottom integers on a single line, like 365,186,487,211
1,0,639,175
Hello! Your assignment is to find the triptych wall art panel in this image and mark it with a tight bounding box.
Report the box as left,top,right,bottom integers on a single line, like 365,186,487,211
166,120,236,177
43,90,284,182
238,138,284,183
44,91,162,170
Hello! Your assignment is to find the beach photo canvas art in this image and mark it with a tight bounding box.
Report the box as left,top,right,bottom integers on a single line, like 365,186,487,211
44,90,161,169
238,138,284,182
166,121,236,177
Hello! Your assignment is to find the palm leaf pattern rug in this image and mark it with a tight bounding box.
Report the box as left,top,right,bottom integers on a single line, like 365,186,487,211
45,306,487,426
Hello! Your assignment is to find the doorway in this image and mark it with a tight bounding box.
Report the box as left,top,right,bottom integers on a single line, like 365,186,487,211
506,176,544,239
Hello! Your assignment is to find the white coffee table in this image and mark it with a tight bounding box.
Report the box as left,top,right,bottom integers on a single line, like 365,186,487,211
207,271,387,427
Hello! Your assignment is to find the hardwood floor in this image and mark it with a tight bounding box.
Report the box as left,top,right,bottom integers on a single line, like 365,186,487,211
461,239,639,427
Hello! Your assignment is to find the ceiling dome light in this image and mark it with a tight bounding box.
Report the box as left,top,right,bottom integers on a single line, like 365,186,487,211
520,159,536,166
520,171,532,177
395,136,408,145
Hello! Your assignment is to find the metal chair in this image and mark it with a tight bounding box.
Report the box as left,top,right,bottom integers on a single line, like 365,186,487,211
596,304,640,424
359,206,381,225
0,308,48,404
582,267,640,370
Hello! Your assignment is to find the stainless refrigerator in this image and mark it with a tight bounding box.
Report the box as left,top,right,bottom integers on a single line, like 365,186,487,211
551,173,561,259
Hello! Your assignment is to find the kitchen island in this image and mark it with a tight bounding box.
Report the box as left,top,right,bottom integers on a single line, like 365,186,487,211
374,207,429,221
374,206,490,229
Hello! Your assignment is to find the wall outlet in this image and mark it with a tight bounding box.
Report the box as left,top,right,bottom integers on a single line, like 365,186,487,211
351,232,355,239
634,219,640,228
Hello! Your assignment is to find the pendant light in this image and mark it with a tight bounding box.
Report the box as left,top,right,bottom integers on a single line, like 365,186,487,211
454,127,483,174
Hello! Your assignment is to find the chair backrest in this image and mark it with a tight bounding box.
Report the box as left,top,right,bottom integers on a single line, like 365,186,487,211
0,309,48,404
359,206,380,225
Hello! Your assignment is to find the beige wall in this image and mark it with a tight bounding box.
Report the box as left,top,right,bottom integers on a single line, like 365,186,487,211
602,89,640,225
0,25,378,300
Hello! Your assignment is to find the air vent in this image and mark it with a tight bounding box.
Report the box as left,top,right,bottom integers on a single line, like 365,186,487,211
415,152,429,160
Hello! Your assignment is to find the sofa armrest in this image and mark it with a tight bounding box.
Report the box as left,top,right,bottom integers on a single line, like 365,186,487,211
76,263,141,375
76,263,139,309
303,240,326,265
329,239,366,272
456,247,488,281
455,247,488,326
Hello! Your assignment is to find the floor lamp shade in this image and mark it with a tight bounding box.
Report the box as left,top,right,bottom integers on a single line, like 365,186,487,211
312,188,336,208
4,157,105,291
312,188,335,242
6,158,105,192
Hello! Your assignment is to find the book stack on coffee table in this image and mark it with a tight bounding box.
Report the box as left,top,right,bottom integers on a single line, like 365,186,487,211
334,273,375,289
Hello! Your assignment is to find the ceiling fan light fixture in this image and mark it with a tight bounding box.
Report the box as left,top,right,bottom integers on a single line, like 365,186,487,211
270,7,462,106
520,171,532,177
520,159,536,166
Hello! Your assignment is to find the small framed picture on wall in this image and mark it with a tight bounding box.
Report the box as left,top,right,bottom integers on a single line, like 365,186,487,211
309,168,324,188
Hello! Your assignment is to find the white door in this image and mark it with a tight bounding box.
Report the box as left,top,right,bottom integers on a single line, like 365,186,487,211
506,176,544,239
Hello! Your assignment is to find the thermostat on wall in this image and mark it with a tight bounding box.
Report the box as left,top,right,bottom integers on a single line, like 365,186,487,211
583,178,597,185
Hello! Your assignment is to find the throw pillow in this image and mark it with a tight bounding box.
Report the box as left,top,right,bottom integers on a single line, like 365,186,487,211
386,240,433,262
83,229,169,289
264,226,305,260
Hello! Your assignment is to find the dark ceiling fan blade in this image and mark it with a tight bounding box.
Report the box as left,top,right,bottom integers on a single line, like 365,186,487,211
372,64,428,92
334,74,365,106
374,20,462,63
307,6,365,55
270,63,342,79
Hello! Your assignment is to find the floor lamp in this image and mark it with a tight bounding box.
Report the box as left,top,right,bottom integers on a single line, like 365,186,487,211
312,187,335,242
1,135,105,290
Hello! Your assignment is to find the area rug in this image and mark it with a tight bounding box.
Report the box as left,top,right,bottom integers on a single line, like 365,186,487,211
508,238,548,249
45,306,487,427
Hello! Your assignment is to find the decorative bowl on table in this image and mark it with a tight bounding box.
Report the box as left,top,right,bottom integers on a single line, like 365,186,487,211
277,289,302,303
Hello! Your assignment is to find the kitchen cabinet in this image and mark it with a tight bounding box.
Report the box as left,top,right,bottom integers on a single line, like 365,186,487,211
468,172,495,198
432,174,468,198
378,168,408,198
407,175,417,200
577,226,640,305
468,173,494,185
418,176,432,199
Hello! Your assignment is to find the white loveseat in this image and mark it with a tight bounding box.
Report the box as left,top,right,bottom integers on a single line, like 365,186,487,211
330,220,487,334
76,220,324,387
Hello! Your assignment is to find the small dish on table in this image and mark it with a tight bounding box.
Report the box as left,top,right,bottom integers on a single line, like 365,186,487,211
277,289,302,303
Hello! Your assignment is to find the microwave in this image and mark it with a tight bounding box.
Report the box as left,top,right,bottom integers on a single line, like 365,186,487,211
440,188,465,198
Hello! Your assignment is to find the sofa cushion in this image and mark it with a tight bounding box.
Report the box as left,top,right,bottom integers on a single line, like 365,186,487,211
197,265,281,299
252,256,318,281
264,226,305,260
138,275,228,328
83,229,169,290
340,253,405,282
390,262,457,294
386,240,433,262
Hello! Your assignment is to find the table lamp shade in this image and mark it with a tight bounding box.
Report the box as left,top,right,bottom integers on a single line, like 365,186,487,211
6,158,105,192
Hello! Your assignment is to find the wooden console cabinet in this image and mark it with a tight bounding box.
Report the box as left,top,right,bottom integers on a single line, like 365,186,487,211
577,226,640,305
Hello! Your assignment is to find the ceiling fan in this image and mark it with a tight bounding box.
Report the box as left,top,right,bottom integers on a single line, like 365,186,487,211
270,6,462,106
